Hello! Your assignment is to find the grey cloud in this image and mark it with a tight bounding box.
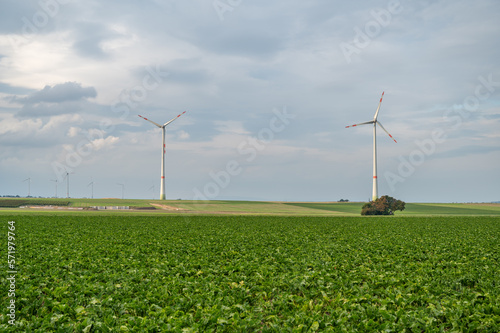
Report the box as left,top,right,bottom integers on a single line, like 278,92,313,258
166,68,210,85
133,59,211,86
160,59,211,85
13,82,97,104
433,145,500,160
15,99,111,118
0,82,35,95
142,2,293,59
484,113,500,120
0,0,72,39
194,29,285,59
17,101,83,117
73,38,107,59
6,82,99,118
0,1,43,33
71,22,120,59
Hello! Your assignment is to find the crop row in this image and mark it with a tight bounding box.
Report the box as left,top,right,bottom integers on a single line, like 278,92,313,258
1,215,499,331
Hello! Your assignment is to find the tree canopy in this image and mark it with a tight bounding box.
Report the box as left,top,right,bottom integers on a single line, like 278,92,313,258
361,195,405,215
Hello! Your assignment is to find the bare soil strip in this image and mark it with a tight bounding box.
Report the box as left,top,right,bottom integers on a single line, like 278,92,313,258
150,203,186,211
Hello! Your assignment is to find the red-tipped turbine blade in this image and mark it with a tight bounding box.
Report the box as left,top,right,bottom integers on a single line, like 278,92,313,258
138,115,162,127
345,120,374,128
373,91,384,121
163,111,187,127
376,121,397,143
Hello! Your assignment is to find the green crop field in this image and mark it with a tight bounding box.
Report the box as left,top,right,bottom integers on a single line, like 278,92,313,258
2,197,500,216
1,215,499,332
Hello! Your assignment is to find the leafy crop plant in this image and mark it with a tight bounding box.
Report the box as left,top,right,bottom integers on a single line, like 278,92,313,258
1,215,499,331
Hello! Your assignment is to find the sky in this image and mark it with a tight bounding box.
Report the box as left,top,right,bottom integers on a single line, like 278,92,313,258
0,0,499,203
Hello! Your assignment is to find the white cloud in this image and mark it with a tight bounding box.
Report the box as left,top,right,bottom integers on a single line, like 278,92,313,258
214,120,249,135
177,130,190,140
67,126,81,137
87,135,119,151
0,115,43,135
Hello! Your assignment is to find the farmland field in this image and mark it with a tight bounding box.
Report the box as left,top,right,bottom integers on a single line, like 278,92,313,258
2,197,500,216
285,202,500,216
1,215,499,331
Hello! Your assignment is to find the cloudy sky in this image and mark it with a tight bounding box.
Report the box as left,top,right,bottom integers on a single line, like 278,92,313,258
0,0,499,202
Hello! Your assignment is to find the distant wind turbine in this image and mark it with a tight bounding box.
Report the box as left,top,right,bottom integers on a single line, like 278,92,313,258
63,172,74,198
88,180,94,199
117,183,124,200
148,185,155,200
50,179,58,198
23,177,31,197
346,92,397,201
138,111,186,200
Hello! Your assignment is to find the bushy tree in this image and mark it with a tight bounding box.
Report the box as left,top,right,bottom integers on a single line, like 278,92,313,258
361,195,405,215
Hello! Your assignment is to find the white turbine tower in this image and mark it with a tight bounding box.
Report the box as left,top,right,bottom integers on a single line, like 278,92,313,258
23,177,31,197
88,181,94,199
117,183,124,200
63,172,74,198
138,111,186,200
346,92,397,201
148,185,155,200
50,179,58,198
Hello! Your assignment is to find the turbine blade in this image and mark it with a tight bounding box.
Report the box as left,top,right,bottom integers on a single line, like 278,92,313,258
163,111,187,127
138,115,162,127
345,120,374,128
376,121,397,143
373,91,385,120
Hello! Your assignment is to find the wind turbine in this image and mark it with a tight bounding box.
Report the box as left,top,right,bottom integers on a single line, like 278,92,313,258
117,183,124,200
63,172,74,198
138,111,186,200
148,185,155,200
50,179,58,198
346,92,397,201
23,177,31,197
88,180,94,199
